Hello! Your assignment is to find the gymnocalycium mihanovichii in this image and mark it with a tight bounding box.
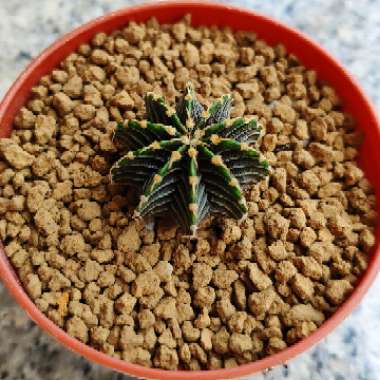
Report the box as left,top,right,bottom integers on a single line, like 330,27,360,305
110,83,270,237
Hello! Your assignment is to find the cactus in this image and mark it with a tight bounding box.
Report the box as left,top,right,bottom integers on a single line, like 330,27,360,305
110,83,269,236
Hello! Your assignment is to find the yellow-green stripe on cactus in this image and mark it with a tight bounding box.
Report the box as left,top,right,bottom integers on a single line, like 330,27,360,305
110,82,269,236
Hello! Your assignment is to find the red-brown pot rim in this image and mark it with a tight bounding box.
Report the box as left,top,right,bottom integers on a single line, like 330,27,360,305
1,2,380,379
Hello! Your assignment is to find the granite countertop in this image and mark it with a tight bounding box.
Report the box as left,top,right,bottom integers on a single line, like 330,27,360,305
1,1,380,379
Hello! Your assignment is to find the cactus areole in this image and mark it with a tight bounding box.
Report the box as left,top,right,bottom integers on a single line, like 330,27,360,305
110,83,270,236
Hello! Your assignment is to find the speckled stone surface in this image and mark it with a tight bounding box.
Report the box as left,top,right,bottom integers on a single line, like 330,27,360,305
0,1,380,379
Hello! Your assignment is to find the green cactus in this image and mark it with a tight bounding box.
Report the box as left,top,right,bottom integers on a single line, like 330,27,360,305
110,83,269,236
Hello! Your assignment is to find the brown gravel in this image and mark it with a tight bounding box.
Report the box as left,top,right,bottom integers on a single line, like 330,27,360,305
0,15,377,370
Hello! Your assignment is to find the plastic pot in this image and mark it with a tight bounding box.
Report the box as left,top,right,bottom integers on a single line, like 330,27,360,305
0,2,379,379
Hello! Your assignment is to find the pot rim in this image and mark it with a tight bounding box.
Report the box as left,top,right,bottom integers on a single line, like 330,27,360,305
1,1,380,379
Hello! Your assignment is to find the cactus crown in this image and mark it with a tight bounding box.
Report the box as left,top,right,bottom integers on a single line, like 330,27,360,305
110,83,269,236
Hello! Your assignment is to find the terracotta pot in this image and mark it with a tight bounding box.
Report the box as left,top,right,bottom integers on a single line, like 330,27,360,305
1,2,379,379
